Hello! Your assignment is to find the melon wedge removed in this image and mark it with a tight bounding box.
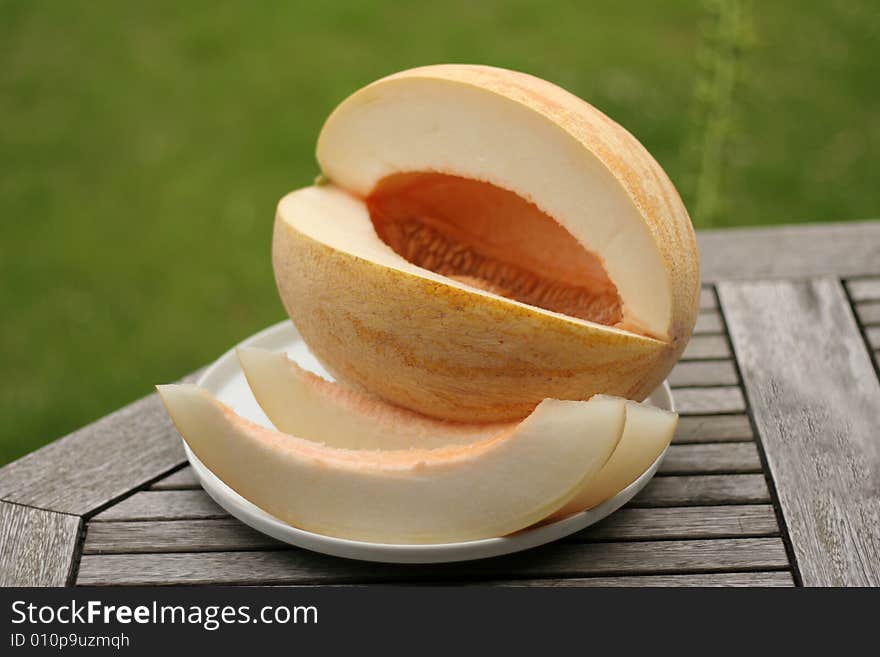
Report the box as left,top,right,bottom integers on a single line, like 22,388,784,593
238,347,508,449
550,398,678,519
157,385,625,544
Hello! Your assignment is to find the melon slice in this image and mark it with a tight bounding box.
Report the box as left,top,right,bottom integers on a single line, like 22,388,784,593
238,347,506,449
273,64,700,421
550,398,678,519
157,385,625,544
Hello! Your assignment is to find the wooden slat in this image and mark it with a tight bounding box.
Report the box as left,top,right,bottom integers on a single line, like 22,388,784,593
674,414,753,443
668,360,738,387
658,443,762,474
76,537,789,585
495,572,794,587
0,501,81,586
631,474,769,507
84,519,278,554
150,467,200,490
699,287,717,310
865,325,880,350
90,490,227,522
854,301,880,325
97,475,769,523
672,387,746,414
694,310,724,334
847,277,880,302
699,221,880,281
681,335,731,360
0,387,194,515
720,278,880,586
80,504,778,555
571,505,778,541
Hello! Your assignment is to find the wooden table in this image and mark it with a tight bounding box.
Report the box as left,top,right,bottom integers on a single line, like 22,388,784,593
2,221,879,587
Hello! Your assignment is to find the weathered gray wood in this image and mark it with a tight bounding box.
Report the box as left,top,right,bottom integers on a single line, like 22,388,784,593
90,490,227,522
84,519,279,554
674,414,753,443
0,388,193,515
668,360,738,387
672,386,746,414
75,537,789,585
571,505,778,541
631,474,769,507
80,504,778,555
150,468,200,491
855,301,880,325
699,287,717,310
720,278,880,586
681,335,731,360
699,221,880,281
0,501,81,586
658,443,762,474
865,325,880,350
847,277,880,302
694,310,724,335
494,572,794,587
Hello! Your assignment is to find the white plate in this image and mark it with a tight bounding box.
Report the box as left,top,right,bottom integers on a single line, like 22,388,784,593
187,320,674,564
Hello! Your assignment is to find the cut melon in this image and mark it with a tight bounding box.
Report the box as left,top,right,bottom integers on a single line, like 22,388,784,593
238,347,506,449
550,398,678,518
157,384,625,543
273,64,700,421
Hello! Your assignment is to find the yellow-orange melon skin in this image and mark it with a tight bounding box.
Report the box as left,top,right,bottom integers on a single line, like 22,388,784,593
274,213,680,422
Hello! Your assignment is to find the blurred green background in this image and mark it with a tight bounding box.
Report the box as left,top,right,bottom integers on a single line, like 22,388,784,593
1,0,878,464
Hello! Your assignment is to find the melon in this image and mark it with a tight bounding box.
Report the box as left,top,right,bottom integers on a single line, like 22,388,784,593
238,347,505,449
157,385,626,543
550,397,678,518
273,64,700,421
239,348,678,515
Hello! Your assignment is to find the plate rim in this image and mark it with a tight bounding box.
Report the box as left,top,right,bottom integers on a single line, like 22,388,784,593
187,319,674,564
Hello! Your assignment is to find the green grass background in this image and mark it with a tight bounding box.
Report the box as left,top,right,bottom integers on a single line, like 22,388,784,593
1,1,878,464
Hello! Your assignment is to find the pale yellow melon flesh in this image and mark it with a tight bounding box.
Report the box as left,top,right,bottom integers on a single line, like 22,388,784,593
317,64,701,342
238,347,508,449
157,385,625,544
550,398,678,519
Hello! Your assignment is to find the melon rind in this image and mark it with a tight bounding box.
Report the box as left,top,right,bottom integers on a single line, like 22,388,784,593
274,184,673,421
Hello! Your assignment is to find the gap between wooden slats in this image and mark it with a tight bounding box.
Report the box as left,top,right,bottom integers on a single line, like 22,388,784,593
75,537,789,586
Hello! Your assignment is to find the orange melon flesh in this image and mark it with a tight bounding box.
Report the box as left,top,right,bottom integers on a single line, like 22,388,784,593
157,384,625,544
367,172,623,327
550,397,678,519
238,347,507,449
